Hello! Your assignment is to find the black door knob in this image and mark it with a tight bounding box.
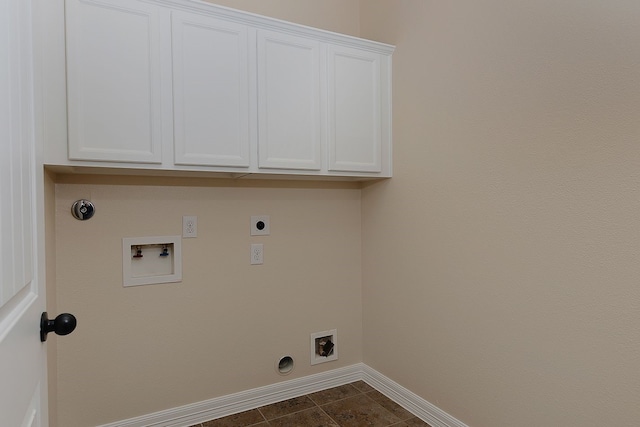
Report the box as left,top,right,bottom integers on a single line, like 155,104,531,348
40,312,77,342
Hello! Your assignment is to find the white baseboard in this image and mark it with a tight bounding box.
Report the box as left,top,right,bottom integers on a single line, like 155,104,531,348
361,365,469,427
97,363,468,427
97,364,362,427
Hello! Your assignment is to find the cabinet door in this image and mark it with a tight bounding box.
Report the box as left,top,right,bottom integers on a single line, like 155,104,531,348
257,30,322,171
328,45,382,173
66,0,164,163
172,11,251,167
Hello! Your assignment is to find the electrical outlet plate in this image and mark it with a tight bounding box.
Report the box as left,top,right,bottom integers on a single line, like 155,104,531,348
183,216,197,238
310,329,338,365
251,215,270,236
251,243,264,265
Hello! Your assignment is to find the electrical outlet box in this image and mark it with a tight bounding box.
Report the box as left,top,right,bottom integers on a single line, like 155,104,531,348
250,215,270,236
310,329,338,365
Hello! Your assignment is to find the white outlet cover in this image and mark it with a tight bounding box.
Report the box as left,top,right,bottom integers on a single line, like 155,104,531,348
251,215,270,236
183,216,197,238
250,243,264,265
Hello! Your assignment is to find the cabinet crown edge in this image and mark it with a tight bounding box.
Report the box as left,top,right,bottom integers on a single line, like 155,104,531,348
149,0,395,54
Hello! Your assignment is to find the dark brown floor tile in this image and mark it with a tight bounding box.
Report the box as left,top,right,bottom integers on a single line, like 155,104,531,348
321,394,402,427
403,417,433,426
365,390,415,421
268,407,339,427
308,384,360,405
201,409,265,427
350,380,375,393
259,395,316,420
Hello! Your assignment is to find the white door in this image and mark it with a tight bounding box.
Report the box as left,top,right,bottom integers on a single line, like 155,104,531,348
0,0,48,426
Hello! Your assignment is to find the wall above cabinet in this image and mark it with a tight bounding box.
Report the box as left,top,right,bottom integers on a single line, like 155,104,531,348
38,0,394,181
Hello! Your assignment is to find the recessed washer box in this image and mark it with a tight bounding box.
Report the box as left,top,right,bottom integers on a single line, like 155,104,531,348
122,236,182,287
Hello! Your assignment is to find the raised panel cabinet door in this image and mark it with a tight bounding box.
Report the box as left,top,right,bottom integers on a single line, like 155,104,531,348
172,11,251,167
257,30,322,171
328,45,382,173
66,0,164,163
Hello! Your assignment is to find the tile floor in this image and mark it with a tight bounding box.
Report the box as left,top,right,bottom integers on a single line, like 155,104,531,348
189,381,432,427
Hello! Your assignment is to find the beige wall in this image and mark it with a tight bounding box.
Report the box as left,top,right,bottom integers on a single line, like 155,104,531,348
54,178,362,426
361,1,640,426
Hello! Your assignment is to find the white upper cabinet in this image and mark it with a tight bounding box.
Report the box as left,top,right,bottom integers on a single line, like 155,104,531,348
328,45,382,173
66,0,165,163
257,30,322,171
44,0,394,179
172,11,251,168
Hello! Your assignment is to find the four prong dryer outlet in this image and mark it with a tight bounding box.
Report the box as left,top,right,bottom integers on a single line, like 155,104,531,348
251,215,270,236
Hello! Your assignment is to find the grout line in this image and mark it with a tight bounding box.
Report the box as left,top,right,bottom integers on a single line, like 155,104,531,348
311,392,340,426
261,406,315,422
257,395,319,422
308,383,364,406
256,407,267,420
316,403,342,427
